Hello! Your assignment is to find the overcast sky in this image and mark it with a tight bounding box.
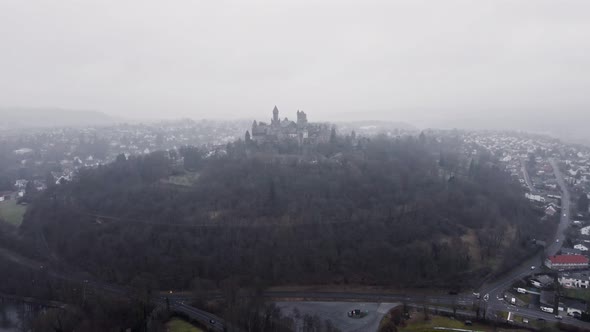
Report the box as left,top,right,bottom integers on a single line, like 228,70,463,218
1,0,589,131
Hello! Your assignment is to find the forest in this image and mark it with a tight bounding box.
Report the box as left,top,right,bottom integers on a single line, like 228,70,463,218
21,133,551,292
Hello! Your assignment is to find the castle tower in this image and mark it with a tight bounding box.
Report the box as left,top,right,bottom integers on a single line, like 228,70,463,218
297,110,308,128
272,105,280,126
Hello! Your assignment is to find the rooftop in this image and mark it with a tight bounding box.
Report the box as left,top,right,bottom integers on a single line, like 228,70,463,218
548,255,589,265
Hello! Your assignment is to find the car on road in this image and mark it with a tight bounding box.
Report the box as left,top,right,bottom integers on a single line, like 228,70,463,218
556,239,559,242
531,265,535,270
555,315,563,320
209,319,216,324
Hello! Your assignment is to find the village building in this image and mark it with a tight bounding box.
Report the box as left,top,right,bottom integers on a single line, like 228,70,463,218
545,255,589,270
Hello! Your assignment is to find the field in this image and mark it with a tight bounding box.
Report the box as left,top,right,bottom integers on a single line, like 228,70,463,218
165,318,203,332
163,172,200,187
0,199,27,226
400,315,527,332
563,288,590,302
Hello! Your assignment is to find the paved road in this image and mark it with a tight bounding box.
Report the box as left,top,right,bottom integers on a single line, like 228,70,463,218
477,157,575,325
172,301,226,331
549,158,571,254
520,156,535,192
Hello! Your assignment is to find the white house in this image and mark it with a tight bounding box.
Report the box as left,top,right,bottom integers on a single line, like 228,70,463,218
558,272,590,289
563,298,587,316
574,244,589,252
526,193,545,203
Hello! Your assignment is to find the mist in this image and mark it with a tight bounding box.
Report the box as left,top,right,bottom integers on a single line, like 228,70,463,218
1,0,589,136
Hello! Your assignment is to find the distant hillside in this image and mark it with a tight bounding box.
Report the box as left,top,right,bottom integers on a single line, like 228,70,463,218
0,108,116,129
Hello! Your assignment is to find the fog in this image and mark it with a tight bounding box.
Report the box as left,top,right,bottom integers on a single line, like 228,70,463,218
1,1,589,134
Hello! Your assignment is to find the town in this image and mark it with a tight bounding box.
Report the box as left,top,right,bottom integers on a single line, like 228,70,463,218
462,130,590,325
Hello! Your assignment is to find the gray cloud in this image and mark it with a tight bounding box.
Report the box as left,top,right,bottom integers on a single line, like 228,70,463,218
1,0,589,131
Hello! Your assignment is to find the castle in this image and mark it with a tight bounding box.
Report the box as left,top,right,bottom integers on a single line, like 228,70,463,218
247,106,330,144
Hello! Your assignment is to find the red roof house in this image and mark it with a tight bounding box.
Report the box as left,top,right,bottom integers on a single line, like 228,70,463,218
545,255,589,270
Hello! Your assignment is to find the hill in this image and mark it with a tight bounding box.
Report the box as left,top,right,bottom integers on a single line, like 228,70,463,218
21,134,551,290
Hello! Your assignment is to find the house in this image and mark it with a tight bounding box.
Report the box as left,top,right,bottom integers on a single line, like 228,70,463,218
562,298,587,316
559,271,590,289
561,247,583,256
575,244,589,252
545,255,589,270
530,274,554,288
545,206,557,216
14,179,28,189
0,192,11,202
526,193,545,203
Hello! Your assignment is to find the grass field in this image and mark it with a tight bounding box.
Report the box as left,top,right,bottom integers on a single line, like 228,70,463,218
563,288,590,302
0,199,27,226
400,315,528,332
164,172,200,187
166,318,203,332
400,316,485,332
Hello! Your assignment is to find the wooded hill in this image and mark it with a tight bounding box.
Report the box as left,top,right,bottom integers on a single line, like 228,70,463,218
22,134,550,291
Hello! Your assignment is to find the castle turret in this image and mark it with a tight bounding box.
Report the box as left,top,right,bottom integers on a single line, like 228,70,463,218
297,110,308,128
272,105,280,126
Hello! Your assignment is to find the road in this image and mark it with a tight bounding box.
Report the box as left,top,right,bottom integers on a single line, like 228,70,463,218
172,301,227,331
548,158,571,254
520,156,535,192
476,157,576,326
